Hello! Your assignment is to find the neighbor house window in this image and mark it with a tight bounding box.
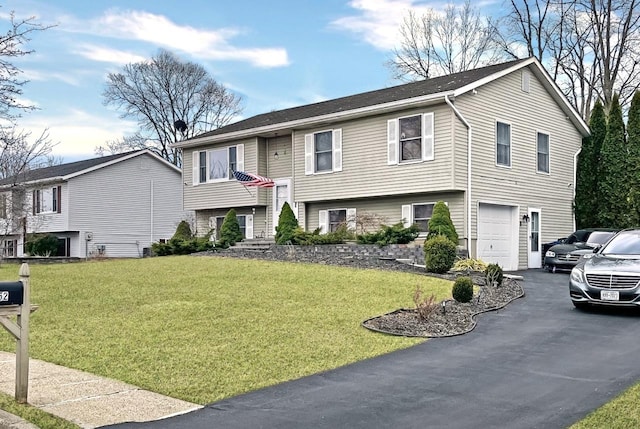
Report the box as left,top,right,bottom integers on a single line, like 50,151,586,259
2,239,15,257
0,194,7,219
413,203,435,233
193,144,244,185
496,122,511,167
387,113,434,164
304,129,342,175
537,132,550,173
33,186,61,214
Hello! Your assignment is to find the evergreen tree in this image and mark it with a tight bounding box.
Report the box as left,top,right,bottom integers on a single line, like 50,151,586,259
275,202,299,244
575,101,606,228
627,91,640,226
597,95,627,228
219,209,243,248
427,201,458,244
172,220,193,240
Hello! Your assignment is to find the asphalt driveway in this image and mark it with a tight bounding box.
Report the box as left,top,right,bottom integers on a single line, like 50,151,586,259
106,269,640,429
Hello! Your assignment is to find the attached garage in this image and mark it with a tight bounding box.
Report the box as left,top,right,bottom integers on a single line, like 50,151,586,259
477,203,519,271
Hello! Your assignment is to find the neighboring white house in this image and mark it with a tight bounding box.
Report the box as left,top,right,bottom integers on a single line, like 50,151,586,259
0,150,185,258
174,58,590,271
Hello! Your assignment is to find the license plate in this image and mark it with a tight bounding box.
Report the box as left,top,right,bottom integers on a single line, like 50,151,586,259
601,290,620,301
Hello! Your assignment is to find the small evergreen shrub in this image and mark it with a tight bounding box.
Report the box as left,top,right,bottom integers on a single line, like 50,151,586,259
452,276,474,303
452,258,487,272
275,202,299,244
151,237,214,256
356,222,420,246
25,234,59,256
427,201,458,244
413,285,439,320
290,225,352,245
172,220,193,240
485,263,504,287
424,235,457,274
218,209,243,248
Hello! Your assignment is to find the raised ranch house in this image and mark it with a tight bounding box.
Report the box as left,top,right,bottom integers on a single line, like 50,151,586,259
174,57,589,271
0,150,184,258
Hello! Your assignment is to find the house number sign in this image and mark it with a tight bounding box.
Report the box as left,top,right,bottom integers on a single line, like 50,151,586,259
0,291,8,301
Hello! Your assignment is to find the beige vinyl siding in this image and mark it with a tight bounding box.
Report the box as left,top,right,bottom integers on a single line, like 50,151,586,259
267,135,293,179
455,65,582,268
305,192,464,243
294,103,456,202
184,138,264,210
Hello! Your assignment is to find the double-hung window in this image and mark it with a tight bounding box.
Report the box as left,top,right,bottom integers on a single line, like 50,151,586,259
496,122,511,167
193,144,244,185
537,132,550,173
318,208,356,233
305,129,342,175
387,112,434,164
210,214,254,240
402,203,435,234
33,186,62,215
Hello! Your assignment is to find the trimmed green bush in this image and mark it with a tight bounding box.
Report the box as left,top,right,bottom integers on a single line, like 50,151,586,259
218,209,243,248
151,237,214,256
427,201,458,244
485,263,504,287
452,276,474,303
25,233,59,256
356,222,420,246
290,225,352,245
275,202,299,244
424,235,456,274
172,220,193,240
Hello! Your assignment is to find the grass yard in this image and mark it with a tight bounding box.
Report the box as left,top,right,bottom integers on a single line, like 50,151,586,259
0,256,451,404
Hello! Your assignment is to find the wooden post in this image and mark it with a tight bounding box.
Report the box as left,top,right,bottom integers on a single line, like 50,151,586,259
15,263,30,403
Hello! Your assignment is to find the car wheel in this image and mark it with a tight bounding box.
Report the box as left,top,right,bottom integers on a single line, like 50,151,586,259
572,301,589,310
547,265,556,273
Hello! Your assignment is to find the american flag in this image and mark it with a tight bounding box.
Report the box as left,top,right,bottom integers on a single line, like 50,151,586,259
233,170,275,188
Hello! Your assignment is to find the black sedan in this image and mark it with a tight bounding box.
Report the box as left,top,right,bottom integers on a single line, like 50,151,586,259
569,229,640,309
544,229,617,272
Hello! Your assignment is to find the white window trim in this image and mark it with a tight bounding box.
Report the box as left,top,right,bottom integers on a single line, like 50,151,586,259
193,144,245,185
213,213,253,239
536,130,551,175
495,120,512,169
318,207,356,233
304,129,342,175
387,112,434,165
402,202,442,236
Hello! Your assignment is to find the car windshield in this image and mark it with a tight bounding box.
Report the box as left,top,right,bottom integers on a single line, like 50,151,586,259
600,231,640,255
586,231,615,246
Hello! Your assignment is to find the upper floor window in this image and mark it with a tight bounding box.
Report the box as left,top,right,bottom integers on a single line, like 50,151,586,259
192,144,244,185
33,186,61,215
387,112,434,165
496,122,511,167
537,132,550,173
305,129,342,175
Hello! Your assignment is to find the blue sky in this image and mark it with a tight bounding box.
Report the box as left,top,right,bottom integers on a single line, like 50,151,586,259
3,0,497,162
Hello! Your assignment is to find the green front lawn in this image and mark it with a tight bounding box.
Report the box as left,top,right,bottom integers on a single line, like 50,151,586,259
0,256,449,404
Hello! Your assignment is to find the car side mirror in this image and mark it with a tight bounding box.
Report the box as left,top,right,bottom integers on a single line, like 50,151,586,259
592,244,602,253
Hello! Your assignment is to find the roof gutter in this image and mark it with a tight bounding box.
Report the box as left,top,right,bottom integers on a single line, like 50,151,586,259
445,94,472,255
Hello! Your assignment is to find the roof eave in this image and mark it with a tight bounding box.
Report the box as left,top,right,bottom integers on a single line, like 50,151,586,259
172,92,450,148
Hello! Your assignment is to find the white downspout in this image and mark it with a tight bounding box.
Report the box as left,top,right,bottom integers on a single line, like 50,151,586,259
572,148,581,231
445,94,472,257
150,180,154,244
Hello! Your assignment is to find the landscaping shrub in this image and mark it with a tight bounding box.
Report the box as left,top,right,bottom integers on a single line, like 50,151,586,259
172,220,193,240
413,285,439,320
25,233,59,256
290,225,351,245
356,222,420,246
452,258,487,272
218,209,243,248
275,202,299,244
427,201,458,244
485,263,504,287
424,235,457,274
452,276,474,303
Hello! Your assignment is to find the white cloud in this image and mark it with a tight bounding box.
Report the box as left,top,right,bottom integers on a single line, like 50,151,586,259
74,44,147,65
64,9,289,68
22,69,82,86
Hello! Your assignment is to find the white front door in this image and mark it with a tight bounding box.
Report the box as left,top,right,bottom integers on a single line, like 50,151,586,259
272,178,292,234
528,209,542,268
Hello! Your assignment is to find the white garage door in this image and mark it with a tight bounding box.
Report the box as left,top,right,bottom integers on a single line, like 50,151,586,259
477,203,518,271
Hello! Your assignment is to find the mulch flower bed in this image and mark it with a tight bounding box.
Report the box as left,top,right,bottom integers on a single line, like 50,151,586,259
362,276,525,337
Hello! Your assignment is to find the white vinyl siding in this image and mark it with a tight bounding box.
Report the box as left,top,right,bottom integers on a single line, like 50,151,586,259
496,121,511,167
304,129,342,175
537,132,550,174
387,112,434,165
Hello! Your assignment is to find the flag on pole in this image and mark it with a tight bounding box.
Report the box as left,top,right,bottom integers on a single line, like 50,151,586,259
233,170,275,188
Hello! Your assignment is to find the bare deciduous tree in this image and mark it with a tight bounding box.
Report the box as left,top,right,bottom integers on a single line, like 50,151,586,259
101,49,243,166
388,1,504,81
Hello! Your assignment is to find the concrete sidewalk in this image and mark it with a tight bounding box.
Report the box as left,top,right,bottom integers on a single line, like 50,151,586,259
0,351,201,428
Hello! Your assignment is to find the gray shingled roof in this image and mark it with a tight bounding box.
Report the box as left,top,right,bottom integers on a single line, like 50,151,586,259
195,58,529,139
0,150,141,186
